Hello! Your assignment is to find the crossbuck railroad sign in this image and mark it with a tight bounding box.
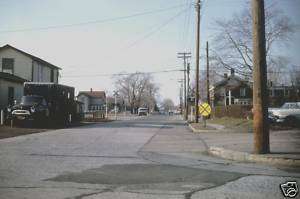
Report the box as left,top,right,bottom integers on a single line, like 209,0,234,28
199,102,211,116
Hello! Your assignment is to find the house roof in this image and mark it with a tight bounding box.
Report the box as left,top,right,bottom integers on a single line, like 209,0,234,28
214,74,250,89
0,44,61,70
0,72,27,83
78,91,106,99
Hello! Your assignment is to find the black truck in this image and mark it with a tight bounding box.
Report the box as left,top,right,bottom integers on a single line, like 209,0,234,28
7,82,76,126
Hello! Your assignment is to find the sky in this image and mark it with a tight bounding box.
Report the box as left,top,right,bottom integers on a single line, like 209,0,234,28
1,0,299,105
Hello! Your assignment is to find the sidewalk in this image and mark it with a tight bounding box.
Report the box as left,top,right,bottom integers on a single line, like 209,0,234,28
189,122,300,167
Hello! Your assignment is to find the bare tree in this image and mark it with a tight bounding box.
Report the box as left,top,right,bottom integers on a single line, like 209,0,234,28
114,73,159,113
290,65,300,87
213,3,295,78
161,98,175,112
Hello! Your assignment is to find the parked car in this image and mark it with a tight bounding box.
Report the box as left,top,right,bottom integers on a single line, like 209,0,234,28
138,107,148,116
268,102,300,126
268,111,277,124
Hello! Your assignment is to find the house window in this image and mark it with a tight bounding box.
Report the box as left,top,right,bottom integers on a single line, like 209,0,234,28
284,89,289,97
2,58,14,74
240,88,246,97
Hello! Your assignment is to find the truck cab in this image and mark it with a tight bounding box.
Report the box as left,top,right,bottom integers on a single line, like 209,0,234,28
7,95,49,122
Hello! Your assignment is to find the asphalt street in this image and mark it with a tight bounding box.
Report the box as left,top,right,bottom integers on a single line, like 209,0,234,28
0,114,299,199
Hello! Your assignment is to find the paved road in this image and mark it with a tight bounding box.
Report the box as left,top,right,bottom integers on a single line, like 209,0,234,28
0,115,299,199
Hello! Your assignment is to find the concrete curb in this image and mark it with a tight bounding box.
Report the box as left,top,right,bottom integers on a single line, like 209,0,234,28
188,123,219,133
208,147,300,167
188,124,300,167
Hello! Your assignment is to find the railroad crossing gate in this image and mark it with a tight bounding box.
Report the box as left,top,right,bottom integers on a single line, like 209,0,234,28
199,102,211,116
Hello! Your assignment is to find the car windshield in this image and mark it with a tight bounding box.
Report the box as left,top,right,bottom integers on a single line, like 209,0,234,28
20,96,43,106
281,103,300,109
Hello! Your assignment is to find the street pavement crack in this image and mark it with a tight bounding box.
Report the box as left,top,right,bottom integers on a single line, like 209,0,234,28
137,122,169,154
27,153,139,159
187,127,210,151
64,188,113,199
123,190,182,196
183,175,249,199
0,186,104,191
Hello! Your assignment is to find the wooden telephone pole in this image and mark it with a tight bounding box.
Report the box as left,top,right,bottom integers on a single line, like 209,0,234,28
195,0,201,123
178,52,191,120
187,63,191,120
252,0,269,154
206,41,210,105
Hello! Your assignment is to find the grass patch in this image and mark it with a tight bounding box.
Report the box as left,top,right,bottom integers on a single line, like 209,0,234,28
208,117,252,128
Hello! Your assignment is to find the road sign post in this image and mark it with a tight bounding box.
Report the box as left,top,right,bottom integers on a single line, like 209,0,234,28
199,102,211,128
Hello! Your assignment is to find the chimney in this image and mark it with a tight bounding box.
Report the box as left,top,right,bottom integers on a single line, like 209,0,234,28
224,73,228,78
90,88,93,92
230,68,235,76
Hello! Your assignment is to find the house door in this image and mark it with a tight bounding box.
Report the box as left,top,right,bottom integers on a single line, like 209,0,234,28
8,87,14,105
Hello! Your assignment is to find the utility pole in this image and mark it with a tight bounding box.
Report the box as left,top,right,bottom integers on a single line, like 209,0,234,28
113,91,118,120
105,94,108,119
206,41,210,105
195,0,201,123
178,80,183,114
177,52,191,120
187,63,190,121
252,0,269,154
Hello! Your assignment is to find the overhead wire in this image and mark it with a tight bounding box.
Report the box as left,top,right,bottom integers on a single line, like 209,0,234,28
183,0,193,51
123,6,192,49
0,3,191,34
61,68,184,78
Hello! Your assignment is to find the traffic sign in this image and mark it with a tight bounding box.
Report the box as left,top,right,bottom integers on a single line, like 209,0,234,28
199,102,211,116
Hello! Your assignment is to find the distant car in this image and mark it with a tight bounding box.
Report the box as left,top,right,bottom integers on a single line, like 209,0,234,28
268,102,300,126
138,108,148,116
174,110,181,115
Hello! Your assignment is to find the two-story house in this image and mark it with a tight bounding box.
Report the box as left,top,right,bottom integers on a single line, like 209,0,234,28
77,89,106,112
0,44,61,109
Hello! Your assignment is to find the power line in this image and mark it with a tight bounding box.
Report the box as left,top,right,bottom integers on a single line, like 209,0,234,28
0,3,191,34
182,0,193,51
124,6,191,49
61,68,184,78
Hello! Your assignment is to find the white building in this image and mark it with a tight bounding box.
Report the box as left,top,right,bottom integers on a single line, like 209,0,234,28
77,89,106,112
0,44,61,109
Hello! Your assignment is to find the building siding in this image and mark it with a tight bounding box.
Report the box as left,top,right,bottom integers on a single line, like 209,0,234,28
0,48,59,83
0,48,32,81
77,95,90,112
0,79,23,109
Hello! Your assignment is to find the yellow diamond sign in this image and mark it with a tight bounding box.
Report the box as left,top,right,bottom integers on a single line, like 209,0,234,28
199,103,211,116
